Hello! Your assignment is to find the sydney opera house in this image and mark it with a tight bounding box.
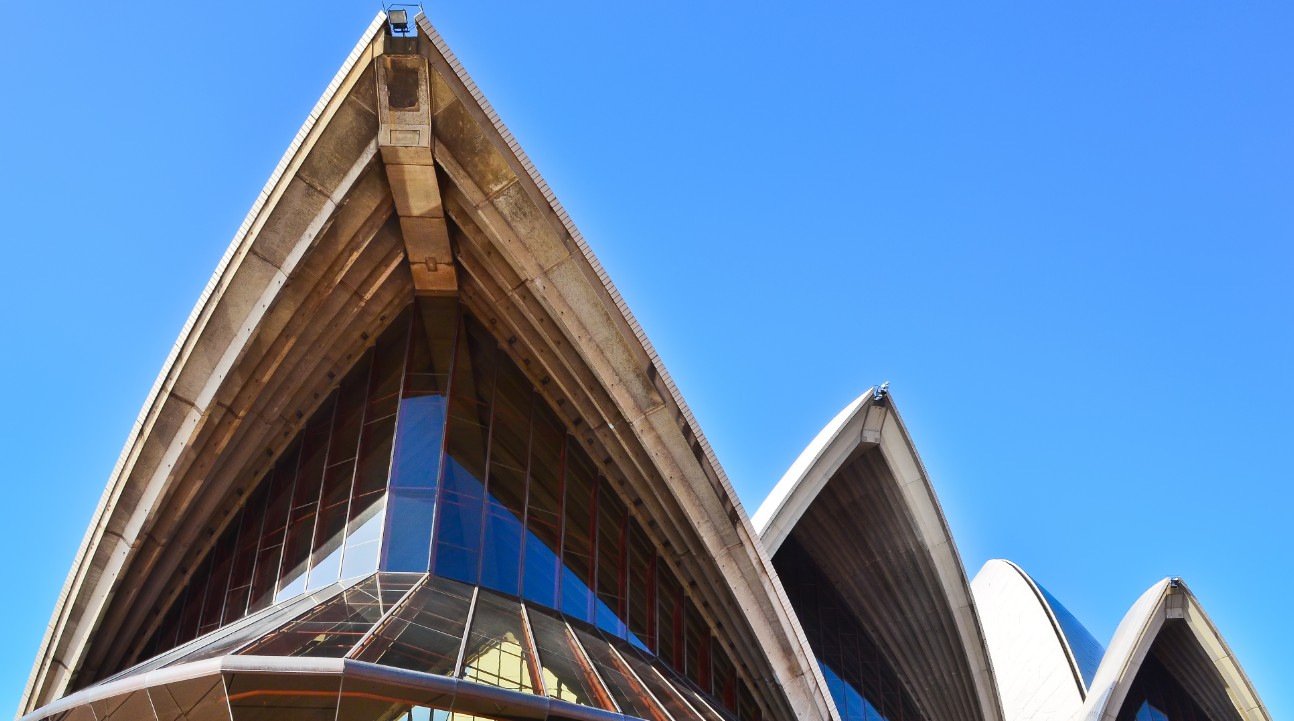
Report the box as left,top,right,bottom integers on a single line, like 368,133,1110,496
18,12,1271,721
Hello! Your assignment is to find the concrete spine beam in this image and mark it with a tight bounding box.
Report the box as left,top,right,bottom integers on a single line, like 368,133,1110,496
376,45,456,296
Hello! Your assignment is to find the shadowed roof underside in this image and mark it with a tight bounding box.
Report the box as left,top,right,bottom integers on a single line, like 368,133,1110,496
753,392,1003,721
22,14,835,721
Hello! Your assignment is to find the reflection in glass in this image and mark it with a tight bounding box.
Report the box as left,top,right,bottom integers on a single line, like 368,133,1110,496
459,592,539,695
125,300,759,721
353,576,473,676
240,574,419,658
225,673,339,721
570,626,670,721
525,606,614,710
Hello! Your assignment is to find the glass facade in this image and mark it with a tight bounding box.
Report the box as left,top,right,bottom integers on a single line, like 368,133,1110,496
1116,654,1214,721
119,301,760,721
772,537,924,721
80,573,755,721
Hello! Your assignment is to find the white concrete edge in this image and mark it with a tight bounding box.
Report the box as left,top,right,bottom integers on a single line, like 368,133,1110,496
751,390,874,552
998,559,1090,698
20,13,390,714
1079,579,1271,721
876,404,1004,721
750,391,1004,721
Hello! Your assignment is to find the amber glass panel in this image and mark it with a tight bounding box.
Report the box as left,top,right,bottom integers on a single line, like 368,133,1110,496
433,318,494,585
224,483,269,624
248,447,299,614
683,597,710,691
353,575,473,676
561,444,596,623
240,574,418,658
657,562,683,670
616,643,713,721
711,640,737,713
525,605,613,710
459,592,540,695
595,483,628,639
520,404,563,609
341,316,409,581
306,352,373,591
176,553,215,645
278,398,335,601
571,627,670,721
197,518,240,636
90,690,157,721
627,524,656,652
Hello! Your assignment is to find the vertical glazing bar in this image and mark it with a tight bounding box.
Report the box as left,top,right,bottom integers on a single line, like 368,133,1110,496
452,585,481,678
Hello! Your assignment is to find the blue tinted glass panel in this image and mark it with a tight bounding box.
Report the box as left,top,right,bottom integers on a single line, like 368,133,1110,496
1038,583,1105,688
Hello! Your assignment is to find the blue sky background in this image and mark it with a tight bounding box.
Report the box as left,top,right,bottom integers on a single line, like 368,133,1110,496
0,2,1289,717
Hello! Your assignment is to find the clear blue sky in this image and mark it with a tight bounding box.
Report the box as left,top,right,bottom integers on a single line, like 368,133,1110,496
0,2,1289,717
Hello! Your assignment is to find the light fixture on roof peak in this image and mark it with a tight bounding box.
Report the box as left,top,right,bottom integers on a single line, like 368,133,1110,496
385,4,422,37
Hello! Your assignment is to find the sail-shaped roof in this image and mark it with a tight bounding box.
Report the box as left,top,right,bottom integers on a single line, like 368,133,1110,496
21,13,835,721
753,390,1002,721
1079,578,1270,721
971,560,1103,721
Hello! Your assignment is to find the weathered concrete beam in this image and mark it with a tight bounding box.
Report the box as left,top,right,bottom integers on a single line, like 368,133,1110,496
377,48,456,296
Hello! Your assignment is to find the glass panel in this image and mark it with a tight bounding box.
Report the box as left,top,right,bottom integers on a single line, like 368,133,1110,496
570,626,670,721
90,690,156,721
278,398,335,602
353,576,473,676
657,561,683,670
149,675,231,721
459,592,539,695
176,553,215,645
627,523,656,652
224,673,339,721
711,639,737,714
595,481,627,639
239,574,419,658
197,515,241,636
432,318,494,585
249,448,299,614
773,535,916,721
341,317,409,581
335,676,454,721
520,405,563,609
616,643,713,721
171,582,346,665
525,605,614,710
383,304,454,573
479,357,530,597
683,597,710,691
224,485,268,624
560,444,596,623
305,353,373,592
